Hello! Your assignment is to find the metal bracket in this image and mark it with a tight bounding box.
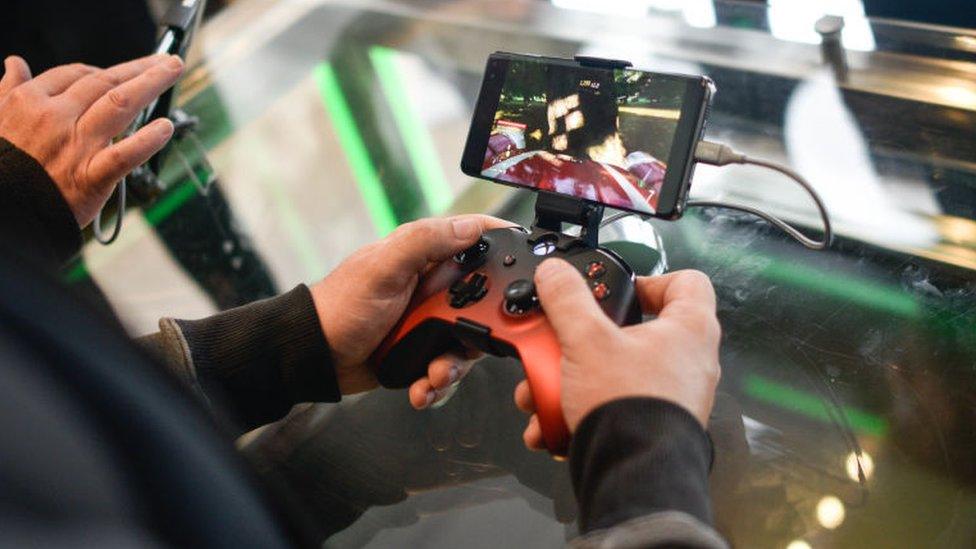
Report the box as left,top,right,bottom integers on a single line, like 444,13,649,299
532,192,604,248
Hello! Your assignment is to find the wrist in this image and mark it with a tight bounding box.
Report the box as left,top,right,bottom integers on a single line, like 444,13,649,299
308,280,378,395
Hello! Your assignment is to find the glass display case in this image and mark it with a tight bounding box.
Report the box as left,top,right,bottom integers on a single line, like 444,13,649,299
69,1,976,547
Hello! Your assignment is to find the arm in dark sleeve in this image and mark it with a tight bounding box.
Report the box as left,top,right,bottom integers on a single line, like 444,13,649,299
0,138,82,267
141,285,341,434
569,398,728,548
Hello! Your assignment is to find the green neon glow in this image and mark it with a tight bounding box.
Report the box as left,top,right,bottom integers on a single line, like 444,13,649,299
743,373,889,437
144,179,199,227
313,62,399,236
368,46,453,214
63,180,199,284
684,217,921,318
64,259,88,283
758,259,920,318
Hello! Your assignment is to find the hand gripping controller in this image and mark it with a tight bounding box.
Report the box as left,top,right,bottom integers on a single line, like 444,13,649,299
372,226,641,456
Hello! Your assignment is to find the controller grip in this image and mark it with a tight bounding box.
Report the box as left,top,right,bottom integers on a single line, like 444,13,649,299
516,331,570,456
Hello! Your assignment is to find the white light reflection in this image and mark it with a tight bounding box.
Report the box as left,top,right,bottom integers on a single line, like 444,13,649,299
551,0,653,17
784,70,940,249
846,451,875,481
936,85,976,109
551,0,713,26
787,541,813,549
768,0,876,51
816,495,846,529
955,35,976,51
683,0,716,29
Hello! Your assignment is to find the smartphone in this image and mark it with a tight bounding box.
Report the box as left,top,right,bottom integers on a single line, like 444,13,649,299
461,52,714,219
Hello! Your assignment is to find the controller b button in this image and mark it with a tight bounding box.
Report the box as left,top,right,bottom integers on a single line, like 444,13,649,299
592,282,610,301
586,261,606,279
504,279,538,316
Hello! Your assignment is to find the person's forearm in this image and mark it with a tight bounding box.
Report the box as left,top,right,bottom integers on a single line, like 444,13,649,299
143,285,341,433
0,138,82,267
569,398,728,548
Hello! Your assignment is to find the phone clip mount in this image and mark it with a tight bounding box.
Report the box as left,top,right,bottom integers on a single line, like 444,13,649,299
531,192,604,249
527,54,633,250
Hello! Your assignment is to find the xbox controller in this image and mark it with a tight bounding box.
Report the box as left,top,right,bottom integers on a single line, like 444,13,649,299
372,226,641,455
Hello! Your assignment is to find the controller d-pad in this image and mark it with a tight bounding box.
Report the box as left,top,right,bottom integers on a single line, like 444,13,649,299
449,272,488,308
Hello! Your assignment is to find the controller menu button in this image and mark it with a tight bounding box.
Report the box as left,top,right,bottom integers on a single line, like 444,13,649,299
449,272,489,308
586,261,607,279
503,254,516,266
454,238,490,265
592,282,611,301
503,279,538,316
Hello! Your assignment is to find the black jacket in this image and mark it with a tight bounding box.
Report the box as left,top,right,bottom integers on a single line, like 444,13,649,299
0,137,724,547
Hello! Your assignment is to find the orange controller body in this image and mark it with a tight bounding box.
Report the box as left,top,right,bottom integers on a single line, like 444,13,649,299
372,225,640,456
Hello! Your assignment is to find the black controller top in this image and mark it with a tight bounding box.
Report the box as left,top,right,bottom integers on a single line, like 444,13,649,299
450,226,642,326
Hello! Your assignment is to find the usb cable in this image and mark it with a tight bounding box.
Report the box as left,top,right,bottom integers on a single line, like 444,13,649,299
688,140,832,250
602,141,833,251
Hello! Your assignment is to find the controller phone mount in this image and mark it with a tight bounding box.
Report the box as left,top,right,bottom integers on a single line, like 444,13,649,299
372,192,641,456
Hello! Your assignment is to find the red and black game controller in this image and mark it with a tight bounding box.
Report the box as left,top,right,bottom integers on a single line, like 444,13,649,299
372,205,641,456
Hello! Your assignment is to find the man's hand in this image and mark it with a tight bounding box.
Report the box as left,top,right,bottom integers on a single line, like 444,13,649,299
516,260,721,450
0,54,184,227
310,215,511,399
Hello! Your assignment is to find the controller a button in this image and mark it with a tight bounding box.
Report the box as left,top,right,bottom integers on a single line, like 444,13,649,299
503,254,516,266
586,261,607,279
592,282,610,301
454,238,490,265
503,279,538,316
449,272,489,308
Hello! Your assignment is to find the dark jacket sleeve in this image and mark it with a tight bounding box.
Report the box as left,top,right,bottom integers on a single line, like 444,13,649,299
0,138,82,267
0,138,341,432
143,286,342,433
569,398,728,548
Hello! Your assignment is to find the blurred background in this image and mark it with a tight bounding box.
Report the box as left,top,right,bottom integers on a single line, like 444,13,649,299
5,1,976,547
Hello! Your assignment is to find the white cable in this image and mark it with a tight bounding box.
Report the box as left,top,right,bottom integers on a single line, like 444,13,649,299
92,177,126,244
601,141,832,251
690,140,832,250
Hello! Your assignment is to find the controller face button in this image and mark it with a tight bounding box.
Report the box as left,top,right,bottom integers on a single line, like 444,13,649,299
503,254,516,266
454,238,490,265
503,279,538,316
592,282,610,301
586,261,607,279
449,272,489,308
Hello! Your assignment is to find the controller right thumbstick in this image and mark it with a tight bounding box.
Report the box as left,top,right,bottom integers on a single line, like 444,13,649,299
504,279,538,316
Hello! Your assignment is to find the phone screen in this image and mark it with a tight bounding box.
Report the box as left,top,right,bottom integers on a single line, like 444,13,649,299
473,56,702,216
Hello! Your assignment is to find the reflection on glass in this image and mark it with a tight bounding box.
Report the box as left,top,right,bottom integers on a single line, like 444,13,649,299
767,0,876,51
816,495,846,530
845,451,875,482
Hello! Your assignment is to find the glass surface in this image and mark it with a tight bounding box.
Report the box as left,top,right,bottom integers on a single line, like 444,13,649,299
480,57,686,214
69,1,976,547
